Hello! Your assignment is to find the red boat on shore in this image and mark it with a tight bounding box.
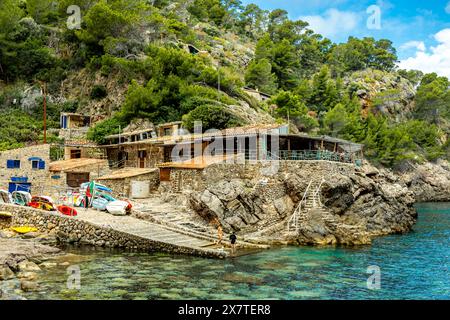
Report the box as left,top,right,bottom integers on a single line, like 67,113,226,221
57,205,78,216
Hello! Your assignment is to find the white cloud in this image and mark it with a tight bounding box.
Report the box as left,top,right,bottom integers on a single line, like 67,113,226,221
398,29,450,79
400,41,426,52
446,2,450,14
299,9,360,38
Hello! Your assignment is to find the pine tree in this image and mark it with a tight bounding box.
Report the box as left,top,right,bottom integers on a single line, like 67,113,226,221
244,58,278,94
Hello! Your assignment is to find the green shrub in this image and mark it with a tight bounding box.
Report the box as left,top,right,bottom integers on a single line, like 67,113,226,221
90,85,108,100
87,116,127,144
183,104,244,132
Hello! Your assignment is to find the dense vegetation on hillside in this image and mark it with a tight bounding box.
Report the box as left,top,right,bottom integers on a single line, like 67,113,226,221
0,0,449,167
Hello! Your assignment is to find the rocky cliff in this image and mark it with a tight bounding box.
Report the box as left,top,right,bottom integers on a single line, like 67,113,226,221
186,161,418,246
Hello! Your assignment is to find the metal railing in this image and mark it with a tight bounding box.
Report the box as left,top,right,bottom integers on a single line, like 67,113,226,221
312,178,325,207
267,150,359,164
287,178,326,232
287,179,313,232
108,158,128,169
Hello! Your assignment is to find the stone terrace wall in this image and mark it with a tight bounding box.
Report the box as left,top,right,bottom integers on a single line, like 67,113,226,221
0,216,11,229
0,204,225,258
161,160,357,194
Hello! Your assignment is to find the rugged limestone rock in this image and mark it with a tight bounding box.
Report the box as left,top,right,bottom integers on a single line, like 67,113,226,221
17,261,41,273
0,266,14,280
0,238,61,272
344,69,416,122
20,280,38,292
396,160,450,202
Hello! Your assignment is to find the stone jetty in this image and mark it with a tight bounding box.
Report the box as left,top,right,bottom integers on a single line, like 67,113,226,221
0,204,265,259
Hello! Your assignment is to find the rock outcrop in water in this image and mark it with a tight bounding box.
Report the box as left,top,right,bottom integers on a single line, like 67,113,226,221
396,160,450,202
188,162,417,245
0,231,62,299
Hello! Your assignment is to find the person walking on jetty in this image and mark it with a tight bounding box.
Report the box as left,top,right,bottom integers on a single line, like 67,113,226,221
229,232,237,255
217,225,223,245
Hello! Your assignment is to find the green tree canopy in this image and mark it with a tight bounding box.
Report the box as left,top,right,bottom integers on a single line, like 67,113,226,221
244,58,278,94
183,104,244,132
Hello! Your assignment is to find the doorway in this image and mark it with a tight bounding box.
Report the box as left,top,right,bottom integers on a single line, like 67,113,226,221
138,150,147,168
67,172,90,188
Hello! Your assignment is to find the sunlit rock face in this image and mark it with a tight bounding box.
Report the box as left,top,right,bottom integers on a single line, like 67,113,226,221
187,161,417,245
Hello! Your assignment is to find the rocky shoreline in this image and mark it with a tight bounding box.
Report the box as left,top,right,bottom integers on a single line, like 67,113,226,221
186,160,450,246
0,229,84,300
1,159,450,299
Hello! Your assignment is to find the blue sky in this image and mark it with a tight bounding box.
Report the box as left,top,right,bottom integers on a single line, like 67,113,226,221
241,0,450,77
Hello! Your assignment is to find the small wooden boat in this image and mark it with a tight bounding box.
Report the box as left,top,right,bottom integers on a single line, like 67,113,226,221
80,182,113,194
12,191,32,206
57,205,78,216
91,196,109,211
106,200,131,216
28,196,56,211
0,190,13,204
10,226,38,234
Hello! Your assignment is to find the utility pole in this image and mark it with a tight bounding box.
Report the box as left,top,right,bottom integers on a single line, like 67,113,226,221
217,60,221,98
287,105,290,133
43,82,47,144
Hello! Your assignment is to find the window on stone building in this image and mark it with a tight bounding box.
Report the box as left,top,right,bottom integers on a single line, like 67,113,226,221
32,160,39,169
6,160,20,169
70,149,82,159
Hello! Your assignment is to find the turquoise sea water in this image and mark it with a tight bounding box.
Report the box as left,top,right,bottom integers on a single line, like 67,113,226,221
22,203,449,300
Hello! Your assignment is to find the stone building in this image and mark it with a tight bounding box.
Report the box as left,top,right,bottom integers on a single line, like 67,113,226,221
102,122,184,169
243,87,272,102
49,158,111,190
0,144,51,194
63,141,105,160
59,113,91,141
60,113,91,130
99,122,363,185
96,168,159,198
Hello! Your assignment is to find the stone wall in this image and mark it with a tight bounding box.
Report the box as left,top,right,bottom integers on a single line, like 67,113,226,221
182,160,416,245
107,144,163,169
63,146,104,160
48,160,111,194
0,144,51,192
0,216,11,229
98,170,160,197
161,160,356,194
0,204,225,258
58,128,89,141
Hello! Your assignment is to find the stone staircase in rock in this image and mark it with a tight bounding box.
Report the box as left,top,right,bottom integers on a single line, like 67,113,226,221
287,178,328,232
131,196,266,250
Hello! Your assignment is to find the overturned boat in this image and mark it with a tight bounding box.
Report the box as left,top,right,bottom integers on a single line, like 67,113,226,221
57,205,78,216
12,191,32,206
0,190,13,204
106,200,132,216
28,196,56,211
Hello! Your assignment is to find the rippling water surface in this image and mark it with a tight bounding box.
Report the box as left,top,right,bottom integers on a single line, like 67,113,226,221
23,203,450,299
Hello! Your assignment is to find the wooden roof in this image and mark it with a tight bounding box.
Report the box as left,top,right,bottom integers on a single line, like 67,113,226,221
105,128,155,139
157,154,236,169
101,124,287,148
96,168,158,180
49,158,107,172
